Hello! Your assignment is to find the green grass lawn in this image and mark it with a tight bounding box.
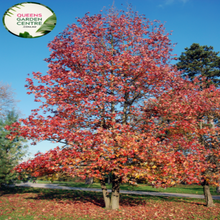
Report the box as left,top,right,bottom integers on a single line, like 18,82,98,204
35,180,220,196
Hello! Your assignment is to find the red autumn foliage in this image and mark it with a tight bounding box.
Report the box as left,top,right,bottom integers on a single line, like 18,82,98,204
143,78,220,185
141,77,220,207
6,7,220,209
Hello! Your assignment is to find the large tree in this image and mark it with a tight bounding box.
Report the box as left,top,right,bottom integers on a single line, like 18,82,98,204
176,43,220,87
143,78,220,207
0,110,28,187
6,8,214,209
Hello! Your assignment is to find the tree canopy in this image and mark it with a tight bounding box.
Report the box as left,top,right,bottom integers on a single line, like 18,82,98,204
7,8,220,209
176,43,220,87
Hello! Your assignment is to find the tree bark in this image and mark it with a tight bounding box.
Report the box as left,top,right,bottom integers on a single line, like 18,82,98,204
111,174,120,210
100,177,111,209
108,174,111,185
216,178,220,193
100,174,120,210
85,177,93,185
202,179,215,207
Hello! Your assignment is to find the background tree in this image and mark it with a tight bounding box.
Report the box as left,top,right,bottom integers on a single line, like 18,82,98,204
0,110,28,187
0,82,18,117
176,43,220,195
142,79,220,207
176,43,220,87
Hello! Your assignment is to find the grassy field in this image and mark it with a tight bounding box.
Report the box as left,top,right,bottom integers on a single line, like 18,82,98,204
36,180,220,196
0,186,220,220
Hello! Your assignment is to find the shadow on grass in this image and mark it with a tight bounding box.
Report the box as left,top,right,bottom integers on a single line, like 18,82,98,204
1,186,219,208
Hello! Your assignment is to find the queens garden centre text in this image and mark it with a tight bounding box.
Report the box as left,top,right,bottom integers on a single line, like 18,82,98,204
16,14,42,25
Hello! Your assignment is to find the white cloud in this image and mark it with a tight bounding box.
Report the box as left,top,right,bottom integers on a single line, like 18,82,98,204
165,0,175,5
180,0,189,3
159,0,189,7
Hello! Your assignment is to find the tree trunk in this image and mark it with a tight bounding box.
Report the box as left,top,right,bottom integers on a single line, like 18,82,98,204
202,180,215,207
111,174,120,210
85,177,93,185
100,174,120,210
216,178,220,193
108,174,111,185
100,177,111,209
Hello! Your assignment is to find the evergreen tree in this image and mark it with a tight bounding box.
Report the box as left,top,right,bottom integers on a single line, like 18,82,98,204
176,43,220,87
0,110,28,187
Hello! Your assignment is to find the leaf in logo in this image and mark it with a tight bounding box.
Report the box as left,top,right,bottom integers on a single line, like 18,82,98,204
36,14,56,35
19,32,33,38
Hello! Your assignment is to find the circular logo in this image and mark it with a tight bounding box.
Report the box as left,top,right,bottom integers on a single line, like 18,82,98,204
2,2,56,38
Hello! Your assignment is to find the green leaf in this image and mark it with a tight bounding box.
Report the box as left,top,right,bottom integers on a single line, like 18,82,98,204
7,11,14,15
36,14,56,35
19,32,33,38
44,13,56,24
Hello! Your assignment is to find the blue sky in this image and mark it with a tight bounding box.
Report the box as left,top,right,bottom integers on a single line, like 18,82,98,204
1,0,220,158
